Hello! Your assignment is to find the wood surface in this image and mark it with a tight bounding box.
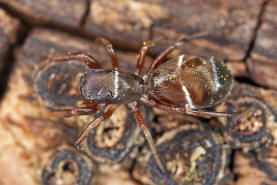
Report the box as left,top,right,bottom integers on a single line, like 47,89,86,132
0,8,21,96
0,0,276,185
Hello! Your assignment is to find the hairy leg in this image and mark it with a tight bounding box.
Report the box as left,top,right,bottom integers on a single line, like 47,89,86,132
143,24,238,81
75,104,119,146
134,40,157,75
129,102,165,172
140,96,233,117
53,103,105,118
48,52,101,69
97,37,119,69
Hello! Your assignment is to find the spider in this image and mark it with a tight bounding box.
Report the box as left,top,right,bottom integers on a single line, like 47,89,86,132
48,32,233,171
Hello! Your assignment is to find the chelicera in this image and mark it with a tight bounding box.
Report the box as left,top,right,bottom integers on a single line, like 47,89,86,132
49,35,233,171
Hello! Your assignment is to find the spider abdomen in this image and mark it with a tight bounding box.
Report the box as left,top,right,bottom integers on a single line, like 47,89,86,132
148,55,233,109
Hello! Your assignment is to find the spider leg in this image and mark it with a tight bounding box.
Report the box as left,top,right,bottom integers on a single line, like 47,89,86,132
143,31,212,80
75,104,119,146
97,37,119,69
185,108,234,117
140,96,233,117
53,103,105,118
134,40,158,75
129,102,165,172
143,45,175,81
47,52,101,69
143,23,238,81
134,45,148,75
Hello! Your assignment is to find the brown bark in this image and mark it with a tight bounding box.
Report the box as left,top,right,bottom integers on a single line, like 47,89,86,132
0,8,21,93
247,1,277,90
0,0,87,28
0,28,144,185
1,1,277,185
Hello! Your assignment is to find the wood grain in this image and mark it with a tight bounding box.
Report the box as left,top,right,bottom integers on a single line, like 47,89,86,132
247,0,277,90
0,0,87,28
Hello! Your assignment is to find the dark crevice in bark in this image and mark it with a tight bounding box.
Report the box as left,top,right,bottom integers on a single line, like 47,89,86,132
234,76,267,89
228,149,239,182
80,0,92,28
0,2,95,45
242,0,269,63
0,24,32,100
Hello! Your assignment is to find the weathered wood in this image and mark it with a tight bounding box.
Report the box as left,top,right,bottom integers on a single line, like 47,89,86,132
216,83,277,150
0,8,20,64
83,0,168,50
0,0,87,28
0,1,276,185
247,0,277,90
150,0,263,61
14,28,141,71
133,122,231,185
226,60,248,78
0,8,20,89
234,151,277,185
0,28,145,185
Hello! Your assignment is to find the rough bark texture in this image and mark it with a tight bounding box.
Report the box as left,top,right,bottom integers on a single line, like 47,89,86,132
0,8,19,66
83,0,167,50
0,0,277,185
0,28,144,185
247,0,277,90
0,0,87,28
0,8,21,96
151,0,263,60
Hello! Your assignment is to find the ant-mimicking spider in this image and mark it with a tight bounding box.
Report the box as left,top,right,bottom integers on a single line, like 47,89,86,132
45,28,234,171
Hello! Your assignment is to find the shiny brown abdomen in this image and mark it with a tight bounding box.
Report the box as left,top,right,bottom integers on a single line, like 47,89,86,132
148,55,233,109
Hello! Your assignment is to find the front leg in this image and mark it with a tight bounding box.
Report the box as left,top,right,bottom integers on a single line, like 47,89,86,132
97,37,119,69
134,40,157,75
75,104,119,146
48,52,101,69
143,23,238,81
